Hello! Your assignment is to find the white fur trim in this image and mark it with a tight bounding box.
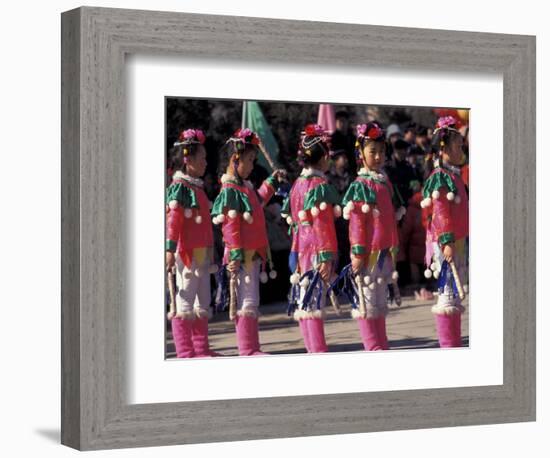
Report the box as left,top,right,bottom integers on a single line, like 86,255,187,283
194,215,202,224
237,308,259,318
298,210,307,220
243,211,253,223
424,269,433,279
310,206,320,217
320,201,328,211
228,209,238,219
194,308,212,319
333,205,342,217
431,190,440,199
286,216,293,225
175,310,196,320
446,192,455,201
392,271,399,281
260,271,269,283
372,208,380,218
454,195,461,204
290,272,301,285
269,270,277,279
299,277,310,288
184,208,193,219
431,304,465,315
361,203,370,213
168,200,179,210
293,309,307,321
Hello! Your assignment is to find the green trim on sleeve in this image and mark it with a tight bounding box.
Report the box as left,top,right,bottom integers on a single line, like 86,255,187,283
166,240,177,252
438,232,455,245
211,187,253,217
422,170,457,199
281,195,290,215
351,244,367,255
341,180,377,207
303,183,340,211
229,248,244,262
317,251,334,263
265,175,277,189
166,182,199,209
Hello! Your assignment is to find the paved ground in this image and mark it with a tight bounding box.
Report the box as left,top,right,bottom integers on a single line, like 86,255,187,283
166,295,469,358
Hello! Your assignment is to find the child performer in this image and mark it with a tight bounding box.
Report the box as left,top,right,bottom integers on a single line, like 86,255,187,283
340,122,405,351
421,116,469,348
211,128,285,356
282,124,341,353
165,129,220,358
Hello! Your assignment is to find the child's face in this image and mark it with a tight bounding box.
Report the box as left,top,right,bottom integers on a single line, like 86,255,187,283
362,141,385,171
236,147,256,179
186,145,207,177
441,134,464,166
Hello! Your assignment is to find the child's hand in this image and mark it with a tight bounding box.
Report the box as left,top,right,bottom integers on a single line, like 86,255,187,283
272,168,288,182
166,251,176,272
351,256,364,274
318,261,332,283
228,260,241,273
443,243,454,262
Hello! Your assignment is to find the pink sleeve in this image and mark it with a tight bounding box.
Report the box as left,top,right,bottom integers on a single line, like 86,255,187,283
257,177,276,205
222,214,244,261
348,204,372,258
313,204,338,262
166,206,183,252
431,187,454,244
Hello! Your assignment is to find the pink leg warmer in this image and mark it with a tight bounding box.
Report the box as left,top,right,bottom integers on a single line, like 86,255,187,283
306,318,328,353
357,318,383,351
192,316,221,357
376,316,389,350
298,319,311,353
235,315,267,356
171,317,195,358
435,313,461,348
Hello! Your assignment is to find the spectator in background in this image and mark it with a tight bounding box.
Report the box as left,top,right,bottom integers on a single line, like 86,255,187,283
385,123,402,161
385,138,418,205
408,126,430,180
331,110,357,176
403,122,417,146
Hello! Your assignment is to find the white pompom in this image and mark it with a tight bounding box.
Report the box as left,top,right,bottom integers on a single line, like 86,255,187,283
392,271,399,281
361,203,370,213
243,274,251,284
269,270,277,279
184,208,193,219
194,215,202,224
363,275,371,285
431,190,440,199
446,192,455,201
433,270,440,279
290,272,301,285
430,262,437,271
420,197,432,208
298,210,307,220
376,277,384,285
285,216,292,226
194,268,202,278
281,212,288,219
300,277,310,288
212,216,219,225
454,195,461,204
310,206,320,217
333,205,342,217
424,269,433,279
368,282,376,290
217,213,226,224
228,209,238,219
345,201,355,211
208,264,219,274
260,271,268,284
243,211,253,224
320,202,328,211
168,200,178,210
343,209,351,220
463,284,469,293
373,208,380,218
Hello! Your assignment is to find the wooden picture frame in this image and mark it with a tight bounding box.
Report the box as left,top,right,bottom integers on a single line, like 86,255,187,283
61,6,535,450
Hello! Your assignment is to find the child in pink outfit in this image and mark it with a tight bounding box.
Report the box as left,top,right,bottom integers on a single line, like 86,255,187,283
421,116,469,348
283,124,341,353
211,128,286,356
165,129,220,358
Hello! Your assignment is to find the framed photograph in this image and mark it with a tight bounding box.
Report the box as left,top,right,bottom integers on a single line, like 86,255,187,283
61,6,535,451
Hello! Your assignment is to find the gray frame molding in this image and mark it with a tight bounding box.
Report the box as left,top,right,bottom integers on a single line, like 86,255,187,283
61,6,535,451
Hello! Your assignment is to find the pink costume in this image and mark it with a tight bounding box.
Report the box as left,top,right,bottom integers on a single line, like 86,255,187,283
211,173,278,355
421,159,469,348
166,171,219,358
341,167,404,351
282,167,340,353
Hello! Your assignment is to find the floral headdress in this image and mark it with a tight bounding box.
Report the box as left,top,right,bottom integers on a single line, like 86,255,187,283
433,116,461,149
225,127,261,157
173,128,206,164
297,124,329,166
355,122,384,142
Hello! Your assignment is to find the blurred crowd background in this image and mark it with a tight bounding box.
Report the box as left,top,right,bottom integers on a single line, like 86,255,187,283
166,98,470,303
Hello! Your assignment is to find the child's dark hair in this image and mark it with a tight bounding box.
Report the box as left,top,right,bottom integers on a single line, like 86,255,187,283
169,128,206,172
431,116,462,153
297,124,330,167
217,128,260,176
